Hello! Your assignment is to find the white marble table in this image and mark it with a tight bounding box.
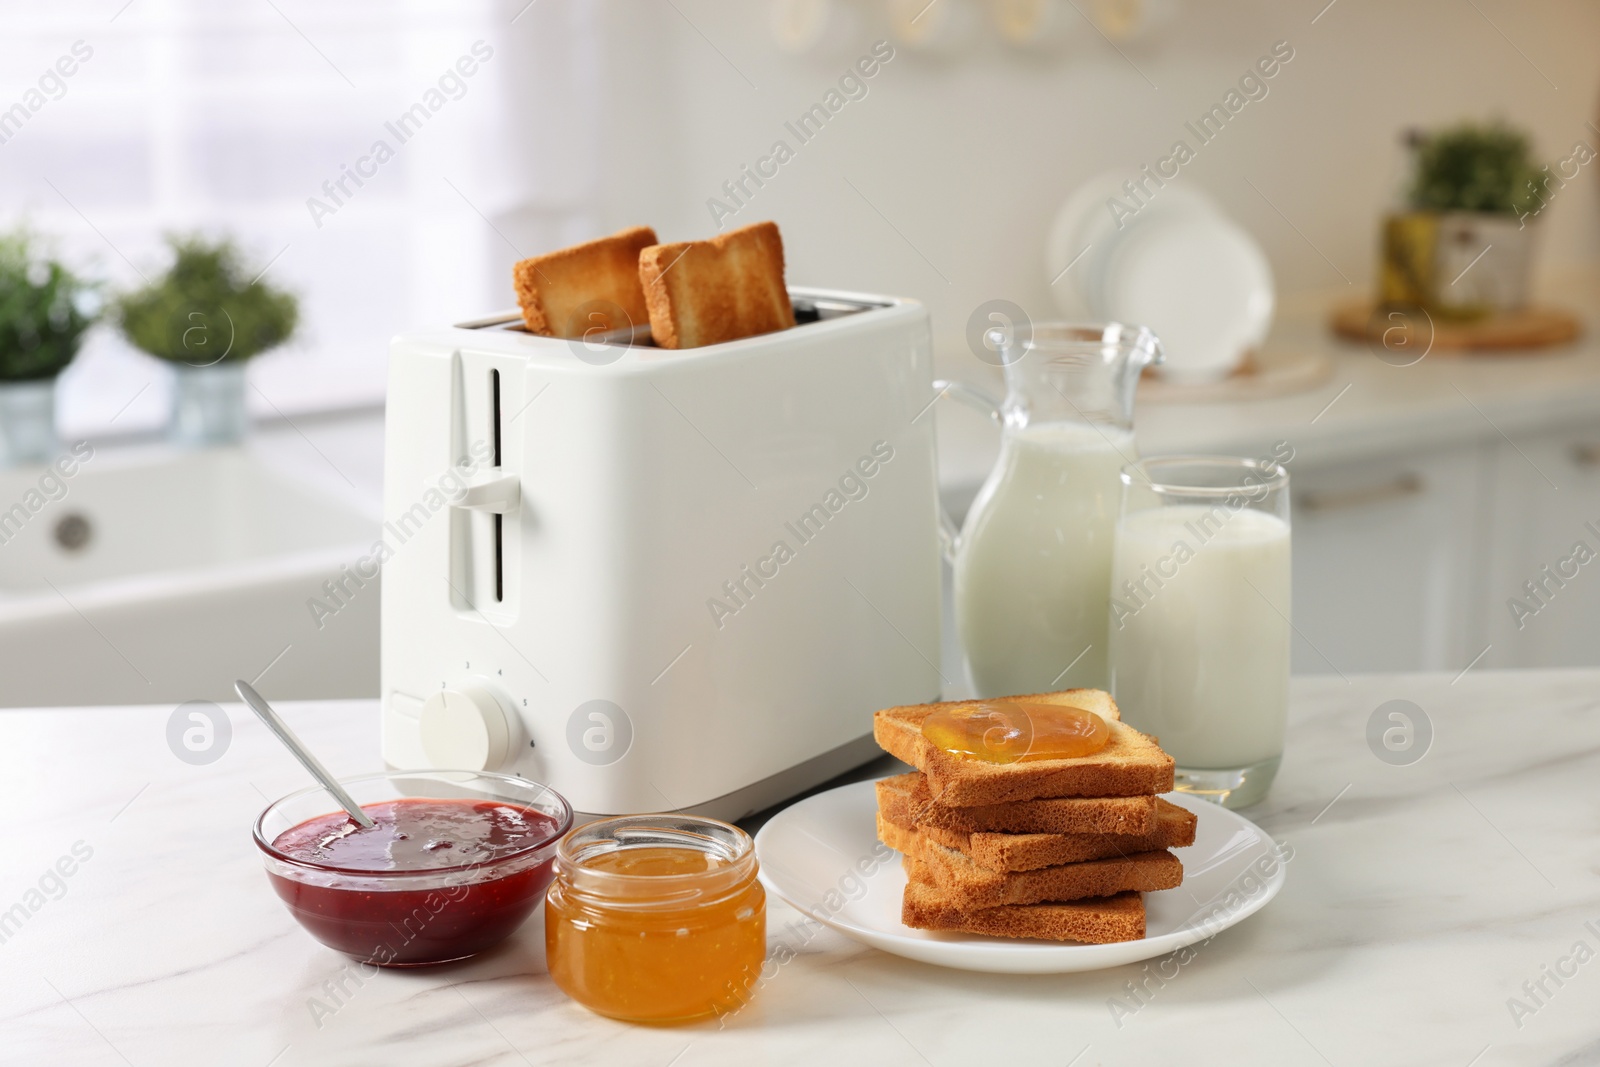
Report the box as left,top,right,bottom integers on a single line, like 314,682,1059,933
5,671,1599,1066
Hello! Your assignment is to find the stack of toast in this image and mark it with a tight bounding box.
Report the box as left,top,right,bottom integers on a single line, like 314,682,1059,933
512,221,794,350
872,689,1194,944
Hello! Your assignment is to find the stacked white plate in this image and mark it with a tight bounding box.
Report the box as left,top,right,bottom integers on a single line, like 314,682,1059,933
1047,173,1275,384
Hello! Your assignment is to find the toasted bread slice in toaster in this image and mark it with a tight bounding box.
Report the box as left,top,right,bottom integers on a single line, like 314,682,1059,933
638,221,795,349
872,689,1175,805
512,225,657,338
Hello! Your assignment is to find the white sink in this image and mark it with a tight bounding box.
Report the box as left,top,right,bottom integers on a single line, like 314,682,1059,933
0,446,379,707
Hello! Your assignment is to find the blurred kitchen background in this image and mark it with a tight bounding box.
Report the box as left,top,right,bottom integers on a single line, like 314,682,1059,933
2,0,1597,706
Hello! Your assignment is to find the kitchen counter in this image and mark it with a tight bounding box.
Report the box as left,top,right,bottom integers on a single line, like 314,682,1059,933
6,670,1600,1066
934,269,1600,494
1140,277,1600,465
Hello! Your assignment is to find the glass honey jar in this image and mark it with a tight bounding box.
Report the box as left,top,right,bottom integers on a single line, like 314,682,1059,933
544,814,766,1024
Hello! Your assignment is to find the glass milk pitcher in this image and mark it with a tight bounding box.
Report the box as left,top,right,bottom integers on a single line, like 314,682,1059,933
941,322,1162,697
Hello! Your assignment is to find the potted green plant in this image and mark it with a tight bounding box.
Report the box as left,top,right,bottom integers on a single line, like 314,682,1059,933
0,232,96,465
1381,122,1541,319
115,235,298,446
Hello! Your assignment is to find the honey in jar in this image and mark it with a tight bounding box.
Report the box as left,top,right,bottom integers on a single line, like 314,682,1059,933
921,701,1110,763
544,815,766,1024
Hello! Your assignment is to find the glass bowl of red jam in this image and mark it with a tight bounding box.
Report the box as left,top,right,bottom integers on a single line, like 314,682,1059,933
254,771,572,967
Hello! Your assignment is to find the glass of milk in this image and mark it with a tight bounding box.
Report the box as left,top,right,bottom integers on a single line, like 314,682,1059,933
949,322,1163,697
1107,455,1291,808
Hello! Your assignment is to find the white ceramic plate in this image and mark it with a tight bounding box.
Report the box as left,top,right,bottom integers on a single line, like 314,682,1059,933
754,780,1286,974
1044,172,1217,319
1100,209,1275,383
1044,174,1275,384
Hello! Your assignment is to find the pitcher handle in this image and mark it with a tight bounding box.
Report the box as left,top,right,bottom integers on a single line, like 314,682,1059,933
930,379,1003,565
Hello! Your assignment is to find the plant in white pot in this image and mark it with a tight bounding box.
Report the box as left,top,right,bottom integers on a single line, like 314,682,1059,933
115,236,298,447
1380,122,1541,320
0,232,97,466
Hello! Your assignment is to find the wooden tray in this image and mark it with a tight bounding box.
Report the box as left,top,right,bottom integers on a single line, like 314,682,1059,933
1329,301,1581,353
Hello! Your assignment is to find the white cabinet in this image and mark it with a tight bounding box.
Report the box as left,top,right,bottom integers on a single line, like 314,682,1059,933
1481,428,1600,668
1288,420,1600,675
1289,444,1491,674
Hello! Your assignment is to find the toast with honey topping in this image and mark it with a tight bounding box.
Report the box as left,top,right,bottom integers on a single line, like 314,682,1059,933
878,772,1160,837
638,221,795,349
878,779,1196,872
513,226,658,338
902,843,1182,910
872,689,1175,805
902,875,1146,944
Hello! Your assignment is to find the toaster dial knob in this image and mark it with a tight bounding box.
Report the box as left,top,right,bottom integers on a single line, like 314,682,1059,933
418,687,512,771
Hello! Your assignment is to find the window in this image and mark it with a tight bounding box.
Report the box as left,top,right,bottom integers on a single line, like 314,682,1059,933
0,0,588,437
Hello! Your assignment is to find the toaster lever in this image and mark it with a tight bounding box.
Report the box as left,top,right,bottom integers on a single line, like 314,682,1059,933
452,470,521,514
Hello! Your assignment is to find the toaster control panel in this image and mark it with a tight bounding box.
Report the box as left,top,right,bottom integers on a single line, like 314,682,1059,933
417,685,518,772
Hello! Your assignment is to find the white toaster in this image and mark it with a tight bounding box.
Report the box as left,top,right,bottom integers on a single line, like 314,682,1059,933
379,287,942,819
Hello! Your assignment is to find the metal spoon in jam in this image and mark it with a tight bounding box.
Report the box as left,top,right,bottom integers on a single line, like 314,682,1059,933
920,701,1110,763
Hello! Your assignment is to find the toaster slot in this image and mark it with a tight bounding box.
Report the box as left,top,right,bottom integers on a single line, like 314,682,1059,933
452,290,889,340
789,296,885,323
491,368,504,603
